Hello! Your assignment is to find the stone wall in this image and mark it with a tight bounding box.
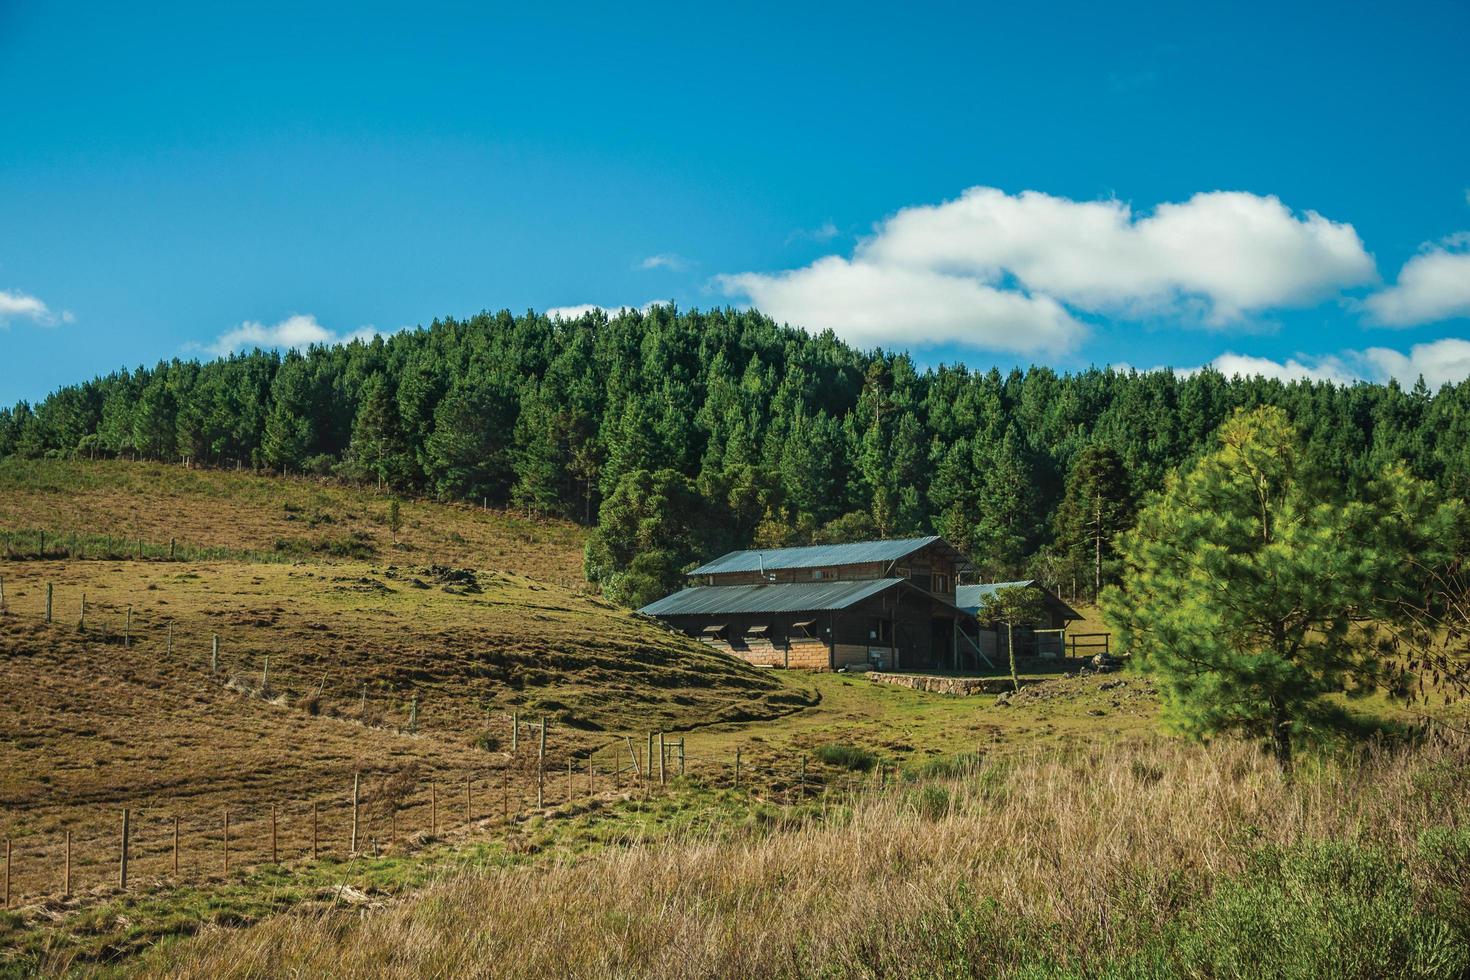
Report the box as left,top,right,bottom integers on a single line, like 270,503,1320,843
865,672,1022,696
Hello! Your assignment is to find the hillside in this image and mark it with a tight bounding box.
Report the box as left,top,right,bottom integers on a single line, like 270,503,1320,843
0,460,809,954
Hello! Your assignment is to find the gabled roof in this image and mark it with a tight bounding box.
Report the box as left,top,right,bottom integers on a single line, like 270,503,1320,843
957,580,1082,620
690,535,970,576
640,577,957,618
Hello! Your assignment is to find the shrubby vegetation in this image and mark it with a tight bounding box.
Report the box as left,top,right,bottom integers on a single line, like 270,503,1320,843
6,305,1470,604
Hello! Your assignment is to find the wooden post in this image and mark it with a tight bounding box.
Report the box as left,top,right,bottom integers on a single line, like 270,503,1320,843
410,693,418,733
680,737,686,776
170,537,176,560
211,634,219,674
624,736,641,779
351,773,360,853
223,809,230,873
0,575,6,615
539,716,547,761
125,605,132,647
312,802,319,860
536,761,544,808
511,712,518,753
261,655,270,694
173,816,179,876
431,783,437,835
120,808,130,888
271,803,278,864
64,830,72,896
137,537,143,560
78,592,85,631
45,582,53,623
658,732,666,785
167,623,173,656
392,810,398,842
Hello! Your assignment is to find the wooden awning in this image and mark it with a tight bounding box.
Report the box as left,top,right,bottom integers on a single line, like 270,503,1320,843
746,623,770,636
702,623,727,636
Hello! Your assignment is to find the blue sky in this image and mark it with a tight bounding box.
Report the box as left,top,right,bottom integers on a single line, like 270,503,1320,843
2,0,1469,404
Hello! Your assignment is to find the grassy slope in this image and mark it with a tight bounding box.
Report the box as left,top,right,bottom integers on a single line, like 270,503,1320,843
0,460,815,968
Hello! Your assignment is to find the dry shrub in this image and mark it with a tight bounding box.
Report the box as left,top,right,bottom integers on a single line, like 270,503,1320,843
139,736,1470,978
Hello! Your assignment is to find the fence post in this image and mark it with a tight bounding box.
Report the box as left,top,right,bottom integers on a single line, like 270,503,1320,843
211,634,219,674
170,538,176,560
45,583,53,623
351,773,360,853
261,655,270,694
167,623,173,656
120,808,130,889
511,712,518,753
125,605,132,648
0,575,6,615
410,693,418,733
680,737,686,777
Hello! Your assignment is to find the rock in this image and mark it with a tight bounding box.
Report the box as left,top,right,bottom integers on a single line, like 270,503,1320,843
1087,708,1106,716
1099,679,1125,690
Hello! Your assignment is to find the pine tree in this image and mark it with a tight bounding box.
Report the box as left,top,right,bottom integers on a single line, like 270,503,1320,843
1102,406,1463,767
348,374,412,489
1048,444,1134,600
972,424,1039,578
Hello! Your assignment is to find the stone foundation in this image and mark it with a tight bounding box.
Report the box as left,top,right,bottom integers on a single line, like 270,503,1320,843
865,672,1027,696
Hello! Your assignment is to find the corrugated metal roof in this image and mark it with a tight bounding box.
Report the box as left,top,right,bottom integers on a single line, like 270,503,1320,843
957,581,1082,620
639,578,906,617
689,536,944,575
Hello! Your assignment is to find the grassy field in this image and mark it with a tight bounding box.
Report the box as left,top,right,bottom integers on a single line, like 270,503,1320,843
4,458,1461,977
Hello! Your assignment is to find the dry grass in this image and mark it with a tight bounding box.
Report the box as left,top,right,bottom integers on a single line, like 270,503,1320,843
0,458,586,583
137,736,1470,978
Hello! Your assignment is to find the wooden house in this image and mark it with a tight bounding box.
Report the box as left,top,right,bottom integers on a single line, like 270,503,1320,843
639,536,973,671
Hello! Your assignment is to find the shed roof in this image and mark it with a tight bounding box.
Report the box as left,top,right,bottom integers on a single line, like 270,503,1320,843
641,577,912,617
957,580,1082,620
690,535,970,576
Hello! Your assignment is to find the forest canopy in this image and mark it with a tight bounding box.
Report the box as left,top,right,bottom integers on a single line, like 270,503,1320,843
4,305,1469,603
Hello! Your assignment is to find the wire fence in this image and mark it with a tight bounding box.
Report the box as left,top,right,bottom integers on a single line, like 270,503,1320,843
0,573,858,910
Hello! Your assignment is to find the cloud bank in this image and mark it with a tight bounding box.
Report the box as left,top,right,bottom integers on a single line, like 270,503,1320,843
205,314,381,355
0,289,72,327
719,187,1378,353
1172,337,1470,389
544,301,671,320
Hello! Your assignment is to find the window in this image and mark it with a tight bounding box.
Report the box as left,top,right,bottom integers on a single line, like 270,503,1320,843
931,573,950,593
868,617,893,643
812,569,826,580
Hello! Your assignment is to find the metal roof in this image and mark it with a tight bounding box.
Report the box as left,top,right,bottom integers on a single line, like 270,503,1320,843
640,578,908,617
957,581,1082,620
689,536,963,576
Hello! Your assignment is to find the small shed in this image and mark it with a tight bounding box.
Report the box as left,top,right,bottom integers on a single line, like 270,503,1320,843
956,580,1082,659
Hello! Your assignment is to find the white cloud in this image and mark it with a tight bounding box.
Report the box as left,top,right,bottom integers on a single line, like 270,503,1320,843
1166,338,1470,389
1362,237,1470,326
0,289,72,327
544,301,672,320
717,257,1084,355
1358,338,1470,388
1197,351,1356,384
717,186,1375,354
204,314,382,355
858,187,1376,323
638,253,692,272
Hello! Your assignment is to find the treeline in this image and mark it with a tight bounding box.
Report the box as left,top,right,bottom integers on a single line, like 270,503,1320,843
4,305,1469,604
